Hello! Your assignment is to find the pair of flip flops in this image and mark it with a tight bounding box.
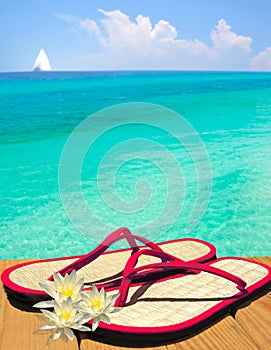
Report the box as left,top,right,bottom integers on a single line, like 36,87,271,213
2,227,271,347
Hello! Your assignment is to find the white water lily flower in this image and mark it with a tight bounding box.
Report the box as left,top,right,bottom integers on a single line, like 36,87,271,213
38,297,91,344
78,284,121,331
36,270,84,305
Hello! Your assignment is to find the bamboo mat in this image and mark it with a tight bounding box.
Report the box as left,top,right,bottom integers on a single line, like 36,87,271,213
1,258,271,350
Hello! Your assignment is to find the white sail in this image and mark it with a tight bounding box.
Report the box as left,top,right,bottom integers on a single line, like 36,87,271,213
32,49,52,71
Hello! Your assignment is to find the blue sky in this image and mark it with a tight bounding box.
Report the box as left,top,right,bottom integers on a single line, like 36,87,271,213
1,0,271,71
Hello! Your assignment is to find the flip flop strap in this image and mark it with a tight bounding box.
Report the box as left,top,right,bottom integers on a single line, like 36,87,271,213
48,227,163,280
116,255,247,307
120,246,186,273
98,246,189,289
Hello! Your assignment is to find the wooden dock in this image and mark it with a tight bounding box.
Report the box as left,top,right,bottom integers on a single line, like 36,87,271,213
1,257,271,350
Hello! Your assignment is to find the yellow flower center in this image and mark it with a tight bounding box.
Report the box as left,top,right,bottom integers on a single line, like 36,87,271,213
91,298,102,309
60,311,72,321
61,287,74,298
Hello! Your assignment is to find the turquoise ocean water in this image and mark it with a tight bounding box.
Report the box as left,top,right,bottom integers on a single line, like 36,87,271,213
1,71,271,259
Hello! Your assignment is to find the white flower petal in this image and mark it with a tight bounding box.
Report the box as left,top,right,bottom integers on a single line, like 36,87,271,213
54,327,64,339
72,293,82,304
39,282,56,299
78,314,93,324
66,297,73,308
77,277,84,287
41,309,58,323
63,274,71,290
64,327,74,340
38,324,56,330
88,305,99,315
74,304,87,313
112,307,122,313
47,328,63,344
70,270,76,282
53,300,61,314
100,288,106,302
92,284,99,296
109,292,120,304
33,300,54,309
54,273,63,290
100,313,110,324
81,291,90,299
76,325,91,332
92,316,100,332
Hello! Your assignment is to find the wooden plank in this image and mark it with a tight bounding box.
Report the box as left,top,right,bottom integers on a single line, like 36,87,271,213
167,316,261,350
0,260,79,350
235,296,271,350
80,340,166,350
234,257,271,350
250,256,271,267
183,315,258,350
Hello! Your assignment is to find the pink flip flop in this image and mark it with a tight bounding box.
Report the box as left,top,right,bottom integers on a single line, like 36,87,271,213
81,249,271,347
1,227,216,308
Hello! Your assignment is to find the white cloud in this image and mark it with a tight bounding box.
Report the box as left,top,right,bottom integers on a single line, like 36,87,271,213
250,47,271,71
80,19,101,37
56,13,101,38
152,19,178,41
57,9,270,71
98,9,153,52
74,9,210,69
208,19,252,70
210,19,252,51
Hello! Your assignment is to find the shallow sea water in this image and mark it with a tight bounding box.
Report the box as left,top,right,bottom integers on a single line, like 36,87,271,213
1,71,271,259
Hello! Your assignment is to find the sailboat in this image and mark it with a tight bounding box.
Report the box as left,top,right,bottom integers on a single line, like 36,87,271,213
32,49,52,71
